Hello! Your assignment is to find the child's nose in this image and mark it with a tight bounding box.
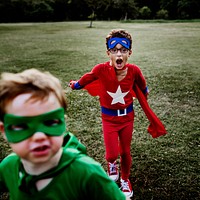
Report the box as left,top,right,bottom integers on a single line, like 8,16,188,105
31,132,48,141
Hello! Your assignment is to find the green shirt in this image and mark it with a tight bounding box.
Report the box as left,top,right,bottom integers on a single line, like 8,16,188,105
0,133,125,200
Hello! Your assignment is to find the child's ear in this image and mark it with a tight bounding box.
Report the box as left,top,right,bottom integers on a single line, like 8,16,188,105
0,121,7,141
106,50,110,57
128,49,132,57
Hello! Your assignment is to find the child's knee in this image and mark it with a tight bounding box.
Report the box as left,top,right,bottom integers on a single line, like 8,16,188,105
106,154,118,163
120,151,131,159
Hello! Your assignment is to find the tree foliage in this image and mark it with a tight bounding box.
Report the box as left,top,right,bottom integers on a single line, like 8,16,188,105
84,0,109,27
156,9,168,19
139,6,151,19
0,0,199,22
113,0,138,20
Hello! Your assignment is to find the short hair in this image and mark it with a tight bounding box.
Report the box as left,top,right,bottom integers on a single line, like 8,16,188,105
106,29,132,50
0,68,67,121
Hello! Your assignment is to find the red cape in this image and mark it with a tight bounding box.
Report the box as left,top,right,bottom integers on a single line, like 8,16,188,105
133,84,167,138
84,80,167,138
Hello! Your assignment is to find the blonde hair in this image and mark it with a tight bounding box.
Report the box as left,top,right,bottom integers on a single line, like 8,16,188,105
0,68,67,120
106,29,132,50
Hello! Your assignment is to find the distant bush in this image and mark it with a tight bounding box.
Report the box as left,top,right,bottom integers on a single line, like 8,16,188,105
139,6,151,19
156,9,169,19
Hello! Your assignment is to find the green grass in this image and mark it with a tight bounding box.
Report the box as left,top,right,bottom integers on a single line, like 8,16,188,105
0,21,199,200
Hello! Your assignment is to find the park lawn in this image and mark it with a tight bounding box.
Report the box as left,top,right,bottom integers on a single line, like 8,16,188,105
0,21,199,200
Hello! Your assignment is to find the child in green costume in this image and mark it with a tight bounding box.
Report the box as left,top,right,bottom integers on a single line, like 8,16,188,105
0,69,127,200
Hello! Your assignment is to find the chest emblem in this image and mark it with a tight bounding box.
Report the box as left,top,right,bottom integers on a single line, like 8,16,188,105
107,85,129,105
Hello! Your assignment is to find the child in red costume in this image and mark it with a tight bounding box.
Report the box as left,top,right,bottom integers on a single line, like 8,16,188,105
69,29,167,198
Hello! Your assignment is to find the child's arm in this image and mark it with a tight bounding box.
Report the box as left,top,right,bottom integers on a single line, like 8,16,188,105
69,64,101,90
134,65,149,99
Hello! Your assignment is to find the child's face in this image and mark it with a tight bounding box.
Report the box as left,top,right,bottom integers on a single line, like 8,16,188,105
107,43,132,70
1,93,64,164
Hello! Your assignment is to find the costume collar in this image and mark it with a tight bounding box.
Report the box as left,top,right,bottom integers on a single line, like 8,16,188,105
18,148,81,194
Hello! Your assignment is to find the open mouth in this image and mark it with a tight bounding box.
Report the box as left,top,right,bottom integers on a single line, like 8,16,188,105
116,59,124,69
33,145,49,152
116,59,123,65
31,145,50,156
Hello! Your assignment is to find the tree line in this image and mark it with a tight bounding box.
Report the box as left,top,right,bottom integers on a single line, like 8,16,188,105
0,0,199,23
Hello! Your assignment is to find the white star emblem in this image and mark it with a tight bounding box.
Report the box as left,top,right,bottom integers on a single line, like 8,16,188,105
107,85,129,105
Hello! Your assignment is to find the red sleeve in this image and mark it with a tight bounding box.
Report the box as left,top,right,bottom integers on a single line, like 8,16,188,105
78,64,103,96
134,65,147,92
78,64,101,87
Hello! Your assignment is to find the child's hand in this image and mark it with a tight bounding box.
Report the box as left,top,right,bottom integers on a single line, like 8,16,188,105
68,80,77,89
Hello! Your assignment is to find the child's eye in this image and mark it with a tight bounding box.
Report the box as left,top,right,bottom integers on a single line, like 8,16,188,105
44,119,61,127
121,48,128,53
9,124,28,131
112,49,118,53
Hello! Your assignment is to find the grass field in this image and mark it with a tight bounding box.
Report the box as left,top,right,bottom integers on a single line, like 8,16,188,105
0,21,199,200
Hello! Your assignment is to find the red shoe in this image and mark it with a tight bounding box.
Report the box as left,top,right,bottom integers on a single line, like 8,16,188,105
120,179,133,197
107,161,119,181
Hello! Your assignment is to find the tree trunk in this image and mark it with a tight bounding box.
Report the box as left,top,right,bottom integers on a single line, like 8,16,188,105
88,10,95,28
124,12,128,21
89,19,93,28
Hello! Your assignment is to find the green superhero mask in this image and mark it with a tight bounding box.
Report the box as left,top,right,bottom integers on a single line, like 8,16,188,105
4,107,66,143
